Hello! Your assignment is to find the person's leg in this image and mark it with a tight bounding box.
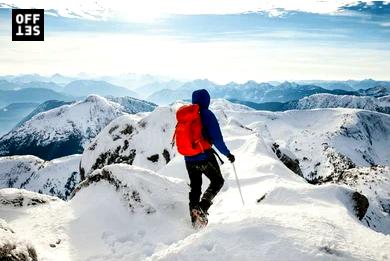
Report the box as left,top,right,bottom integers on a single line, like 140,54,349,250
199,155,224,213
185,161,203,211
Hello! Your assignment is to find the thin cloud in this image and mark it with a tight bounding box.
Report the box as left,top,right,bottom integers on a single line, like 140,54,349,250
1,0,390,22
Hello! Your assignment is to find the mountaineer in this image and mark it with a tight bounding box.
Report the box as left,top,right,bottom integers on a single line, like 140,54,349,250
173,89,235,228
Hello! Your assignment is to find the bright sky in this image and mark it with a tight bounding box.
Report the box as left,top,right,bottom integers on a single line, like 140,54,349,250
0,0,389,83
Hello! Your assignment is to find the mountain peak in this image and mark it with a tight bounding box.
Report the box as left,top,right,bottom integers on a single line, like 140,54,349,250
0,95,155,160
84,94,109,104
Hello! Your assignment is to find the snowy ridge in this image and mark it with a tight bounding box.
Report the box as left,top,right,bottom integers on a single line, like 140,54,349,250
3,95,124,144
0,155,81,200
81,100,390,230
106,96,157,114
0,95,155,160
378,95,390,107
80,106,177,177
296,93,390,113
209,98,254,112
80,99,252,178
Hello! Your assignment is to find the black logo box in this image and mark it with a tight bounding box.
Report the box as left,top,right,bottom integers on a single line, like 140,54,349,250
12,9,44,41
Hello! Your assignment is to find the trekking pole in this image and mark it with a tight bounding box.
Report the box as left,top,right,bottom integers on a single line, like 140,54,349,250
232,163,245,206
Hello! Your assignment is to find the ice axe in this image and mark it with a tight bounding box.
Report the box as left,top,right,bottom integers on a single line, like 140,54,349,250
232,163,245,206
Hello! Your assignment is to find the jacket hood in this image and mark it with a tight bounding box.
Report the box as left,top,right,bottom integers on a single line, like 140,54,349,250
192,89,210,109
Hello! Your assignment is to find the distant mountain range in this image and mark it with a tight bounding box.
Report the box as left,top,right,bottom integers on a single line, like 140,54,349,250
0,103,39,136
134,80,184,98
0,88,74,108
230,92,390,114
0,79,141,107
2,74,390,105
297,79,390,91
62,80,139,98
0,73,172,90
146,79,362,105
1,73,78,85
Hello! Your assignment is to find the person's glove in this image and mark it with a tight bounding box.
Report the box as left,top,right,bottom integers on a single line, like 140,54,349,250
227,154,235,163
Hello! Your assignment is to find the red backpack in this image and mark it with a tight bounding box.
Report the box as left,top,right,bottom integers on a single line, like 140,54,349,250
172,104,211,156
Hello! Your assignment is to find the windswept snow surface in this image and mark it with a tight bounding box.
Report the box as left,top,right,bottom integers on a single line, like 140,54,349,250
0,100,390,260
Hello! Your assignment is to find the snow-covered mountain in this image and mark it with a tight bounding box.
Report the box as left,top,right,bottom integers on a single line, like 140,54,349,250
295,93,390,114
298,79,390,91
106,96,157,114
359,85,390,97
0,155,81,200
16,100,74,128
0,95,156,160
379,95,390,106
1,99,389,260
232,93,390,114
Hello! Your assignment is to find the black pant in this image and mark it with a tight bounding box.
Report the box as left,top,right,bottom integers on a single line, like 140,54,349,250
185,154,224,212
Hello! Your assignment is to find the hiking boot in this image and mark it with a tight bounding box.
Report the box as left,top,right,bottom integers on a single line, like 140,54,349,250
191,206,208,228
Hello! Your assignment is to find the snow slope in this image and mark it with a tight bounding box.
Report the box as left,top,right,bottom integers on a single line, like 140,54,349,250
0,95,156,160
0,122,389,260
0,155,81,200
80,100,390,226
0,99,389,260
81,100,390,178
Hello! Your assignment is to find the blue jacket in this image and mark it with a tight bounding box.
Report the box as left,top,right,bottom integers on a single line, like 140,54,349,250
184,89,230,162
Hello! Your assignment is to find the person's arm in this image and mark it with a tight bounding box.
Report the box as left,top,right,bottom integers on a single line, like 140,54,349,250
203,110,230,156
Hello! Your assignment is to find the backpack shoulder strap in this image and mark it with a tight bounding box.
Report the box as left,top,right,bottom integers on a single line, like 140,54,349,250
211,148,224,165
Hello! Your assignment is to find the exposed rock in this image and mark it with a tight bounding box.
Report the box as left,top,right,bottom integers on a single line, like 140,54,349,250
71,167,156,214
351,191,369,220
88,148,136,180
0,219,38,261
0,188,57,208
272,143,303,177
162,149,171,164
81,107,177,177
147,154,159,163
